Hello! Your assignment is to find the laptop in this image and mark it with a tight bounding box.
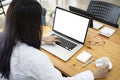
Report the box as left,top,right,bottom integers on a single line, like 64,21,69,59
69,6,94,28
69,6,104,30
41,7,90,61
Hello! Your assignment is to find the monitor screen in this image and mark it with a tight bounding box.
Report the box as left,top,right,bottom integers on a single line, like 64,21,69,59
53,7,90,43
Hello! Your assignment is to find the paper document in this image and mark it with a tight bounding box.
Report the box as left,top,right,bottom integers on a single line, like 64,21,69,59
77,51,92,63
93,21,104,30
99,27,115,37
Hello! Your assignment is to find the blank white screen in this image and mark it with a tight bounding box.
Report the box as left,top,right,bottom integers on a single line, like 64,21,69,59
54,8,89,43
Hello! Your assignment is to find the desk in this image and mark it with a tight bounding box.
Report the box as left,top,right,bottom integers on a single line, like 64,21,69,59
41,25,120,80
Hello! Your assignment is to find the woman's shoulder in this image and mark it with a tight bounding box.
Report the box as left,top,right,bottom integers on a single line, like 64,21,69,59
12,42,48,62
10,42,51,80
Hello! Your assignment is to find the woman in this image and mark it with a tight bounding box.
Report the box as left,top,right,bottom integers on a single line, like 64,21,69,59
0,0,109,80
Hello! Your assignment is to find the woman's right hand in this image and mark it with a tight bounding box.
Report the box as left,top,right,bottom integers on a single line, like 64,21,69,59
93,64,109,79
42,35,60,44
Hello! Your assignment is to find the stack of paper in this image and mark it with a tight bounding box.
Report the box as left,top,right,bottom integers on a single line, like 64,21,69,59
99,27,115,37
93,21,104,30
77,51,92,63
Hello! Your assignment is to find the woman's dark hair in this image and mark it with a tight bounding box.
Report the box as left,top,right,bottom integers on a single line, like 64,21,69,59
0,0,43,79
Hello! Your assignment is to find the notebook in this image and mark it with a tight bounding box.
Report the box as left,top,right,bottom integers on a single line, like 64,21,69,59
99,27,115,37
93,21,104,30
41,7,90,61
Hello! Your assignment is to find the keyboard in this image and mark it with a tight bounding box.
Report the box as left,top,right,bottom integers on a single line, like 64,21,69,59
56,36,77,51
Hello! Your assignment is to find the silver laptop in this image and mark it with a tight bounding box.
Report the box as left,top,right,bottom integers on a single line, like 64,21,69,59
41,7,90,61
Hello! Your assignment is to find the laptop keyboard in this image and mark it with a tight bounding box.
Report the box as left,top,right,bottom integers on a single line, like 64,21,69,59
55,36,77,51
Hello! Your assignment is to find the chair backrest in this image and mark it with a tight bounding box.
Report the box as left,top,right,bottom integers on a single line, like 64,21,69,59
87,0,120,28
0,32,3,49
0,0,5,15
69,6,94,28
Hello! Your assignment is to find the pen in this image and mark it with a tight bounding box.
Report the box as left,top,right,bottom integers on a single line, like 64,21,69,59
82,58,94,67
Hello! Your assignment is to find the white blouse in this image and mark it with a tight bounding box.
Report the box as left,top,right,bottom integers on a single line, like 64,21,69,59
7,42,94,80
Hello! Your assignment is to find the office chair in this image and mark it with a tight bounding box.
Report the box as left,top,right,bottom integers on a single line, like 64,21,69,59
87,0,120,28
0,32,2,50
69,6,94,28
0,0,5,15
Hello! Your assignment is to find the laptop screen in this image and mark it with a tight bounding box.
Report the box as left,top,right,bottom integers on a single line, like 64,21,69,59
53,7,90,43
69,6,94,28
